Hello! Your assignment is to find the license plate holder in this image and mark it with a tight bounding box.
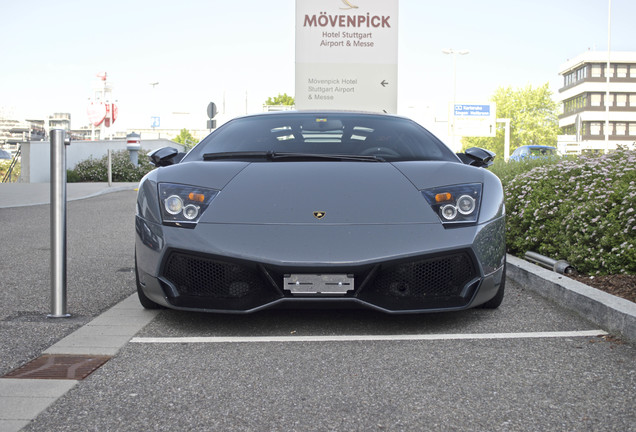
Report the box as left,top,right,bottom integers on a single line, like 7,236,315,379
284,274,354,296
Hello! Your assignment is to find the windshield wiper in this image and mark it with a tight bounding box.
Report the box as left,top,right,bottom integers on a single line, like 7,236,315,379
270,152,385,162
203,151,275,161
203,151,385,162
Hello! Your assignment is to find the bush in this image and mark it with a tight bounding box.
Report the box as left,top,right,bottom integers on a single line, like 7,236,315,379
69,150,154,183
0,159,20,182
497,149,636,275
66,169,81,183
488,155,562,186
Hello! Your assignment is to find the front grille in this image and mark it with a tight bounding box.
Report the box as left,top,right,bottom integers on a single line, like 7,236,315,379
161,252,282,310
358,252,478,310
160,250,479,312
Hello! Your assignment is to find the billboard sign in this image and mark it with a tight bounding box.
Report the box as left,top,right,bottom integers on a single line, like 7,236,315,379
295,0,399,113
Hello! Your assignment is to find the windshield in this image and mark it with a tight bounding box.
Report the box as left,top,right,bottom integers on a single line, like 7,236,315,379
529,147,555,156
184,113,459,163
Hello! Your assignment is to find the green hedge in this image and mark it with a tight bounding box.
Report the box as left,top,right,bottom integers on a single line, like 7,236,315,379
490,149,636,275
68,150,154,183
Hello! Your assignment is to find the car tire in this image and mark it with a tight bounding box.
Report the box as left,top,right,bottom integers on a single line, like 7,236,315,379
135,254,163,310
479,261,506,309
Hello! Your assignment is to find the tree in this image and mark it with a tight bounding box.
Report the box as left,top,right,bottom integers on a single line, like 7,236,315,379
265,93,295,106
461,83,560,157
172,128,199,151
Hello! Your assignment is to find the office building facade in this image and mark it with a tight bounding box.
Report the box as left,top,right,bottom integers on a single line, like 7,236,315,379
558,51,636,153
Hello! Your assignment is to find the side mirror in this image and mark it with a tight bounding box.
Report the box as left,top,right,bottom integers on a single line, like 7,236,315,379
456,147,496,168
148,147,185,167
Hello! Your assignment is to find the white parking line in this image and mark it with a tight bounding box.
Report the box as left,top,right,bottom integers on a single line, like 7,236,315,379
130,330,608,344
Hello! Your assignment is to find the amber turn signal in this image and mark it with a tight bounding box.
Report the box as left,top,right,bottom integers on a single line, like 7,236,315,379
435,192,452,203
188,192,205,202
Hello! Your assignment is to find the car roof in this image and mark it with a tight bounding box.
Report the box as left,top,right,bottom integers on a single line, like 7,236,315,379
519,145,556,149
228,110,411,122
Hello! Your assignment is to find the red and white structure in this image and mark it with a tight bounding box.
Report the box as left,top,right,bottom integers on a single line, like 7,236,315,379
87,72,118,140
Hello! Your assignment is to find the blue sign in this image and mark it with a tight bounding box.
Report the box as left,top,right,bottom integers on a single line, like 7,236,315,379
151,116,161,128
454,104,491,117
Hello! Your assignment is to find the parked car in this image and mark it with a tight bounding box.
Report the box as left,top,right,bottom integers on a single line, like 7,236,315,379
509,145,557,161
135,111,506,314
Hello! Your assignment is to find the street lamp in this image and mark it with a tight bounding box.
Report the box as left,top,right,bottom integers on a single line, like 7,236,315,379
150,82,159,137
604,0,612,154
443,48,470,152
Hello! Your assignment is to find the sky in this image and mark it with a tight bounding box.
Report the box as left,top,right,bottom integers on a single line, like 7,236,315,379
1,0,634,137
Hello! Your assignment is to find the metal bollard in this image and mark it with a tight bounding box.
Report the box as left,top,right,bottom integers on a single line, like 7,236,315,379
48,129,71,318
126,132,141,167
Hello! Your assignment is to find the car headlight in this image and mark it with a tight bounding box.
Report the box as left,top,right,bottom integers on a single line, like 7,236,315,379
422,183,482,225
159,183,219,228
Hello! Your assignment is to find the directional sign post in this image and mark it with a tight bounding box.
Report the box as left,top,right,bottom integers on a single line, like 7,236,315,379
206,102,217,131
295,0,399,113
207,102,217,120
451,103,497,137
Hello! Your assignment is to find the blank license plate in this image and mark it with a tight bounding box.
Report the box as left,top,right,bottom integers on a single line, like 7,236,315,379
284,274,354,295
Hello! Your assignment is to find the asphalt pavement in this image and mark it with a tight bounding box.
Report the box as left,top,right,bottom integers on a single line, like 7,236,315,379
0,183,141,431
0,183,634,431
0,183,139,370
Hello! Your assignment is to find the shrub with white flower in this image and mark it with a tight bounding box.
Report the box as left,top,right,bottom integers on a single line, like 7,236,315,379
491,148,636,275
68,150,154,183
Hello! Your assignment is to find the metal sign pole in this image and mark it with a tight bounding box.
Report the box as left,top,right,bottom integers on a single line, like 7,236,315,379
49,129,71,318
497,118,511,162
107,149,112,186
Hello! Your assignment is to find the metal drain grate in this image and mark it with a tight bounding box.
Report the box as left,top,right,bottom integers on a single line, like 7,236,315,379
2,354,111,380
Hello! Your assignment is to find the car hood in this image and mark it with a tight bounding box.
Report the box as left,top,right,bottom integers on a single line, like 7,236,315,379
149,160,485,225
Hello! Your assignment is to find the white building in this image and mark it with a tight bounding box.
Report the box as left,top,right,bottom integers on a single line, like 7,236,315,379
557,51,636,153
48,112,71,132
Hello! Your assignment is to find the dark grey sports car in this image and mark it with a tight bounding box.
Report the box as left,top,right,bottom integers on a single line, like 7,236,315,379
135,111,505,313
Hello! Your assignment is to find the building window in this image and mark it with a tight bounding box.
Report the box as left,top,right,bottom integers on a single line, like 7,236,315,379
605,65,614,78
630,94,636,107
629,123,636,136
615,123,627,135
630,66,636,78
563,66,588,87
591,64,602,78
605,94,615,107
563,94,588,114
562,125,575,135
590,122,602,135
577,67,587,81
616,94,627,107
581,122,588,135
617,65,628,78
591,94,602,106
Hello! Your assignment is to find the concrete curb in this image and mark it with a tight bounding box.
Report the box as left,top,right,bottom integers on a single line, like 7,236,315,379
506,254,636,344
